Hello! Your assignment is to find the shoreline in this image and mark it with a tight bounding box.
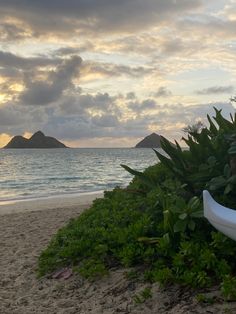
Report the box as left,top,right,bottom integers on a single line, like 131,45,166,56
0,191,103,215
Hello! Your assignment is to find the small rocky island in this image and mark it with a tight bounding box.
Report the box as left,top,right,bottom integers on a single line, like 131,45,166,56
4,131,67,149
135,132,173,148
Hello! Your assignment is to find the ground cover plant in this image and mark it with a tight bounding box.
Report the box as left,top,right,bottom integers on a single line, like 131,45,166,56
38,107,236,299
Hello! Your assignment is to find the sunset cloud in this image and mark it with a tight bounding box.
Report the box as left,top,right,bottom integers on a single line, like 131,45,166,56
154,87,172,98
0,133,12,147
20,56,82,105
195,85,234,95
0,0,235,147
0,0,202,37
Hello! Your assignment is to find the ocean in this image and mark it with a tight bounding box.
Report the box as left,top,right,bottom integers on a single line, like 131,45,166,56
0,148,160,203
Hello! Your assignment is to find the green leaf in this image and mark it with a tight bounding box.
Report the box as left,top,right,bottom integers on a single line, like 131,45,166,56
209,176,227,189
188,196,200,210
138,237,159,244
173,167,184,176
169,206,182,214
207,156,217,167
163,209,172,232
179,213,187,220
228,175,236,184
191,210,203,218
174,220,187,233
162,232,170,244
207,114,218,136
188,220,196,231
213,107,233,132
183,135,198,152
175,140,182,153
160,137,187,170
224,184,233,195
153,149,174,170
209,185,218,191
199,163,209,172
188,172,212,183
228,145,236,155
224,164,231,178
121,164,155,188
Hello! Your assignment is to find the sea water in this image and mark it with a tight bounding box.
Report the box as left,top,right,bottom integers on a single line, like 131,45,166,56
0,148,161,203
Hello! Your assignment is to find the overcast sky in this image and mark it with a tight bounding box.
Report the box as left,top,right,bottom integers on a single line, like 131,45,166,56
0,0,235,147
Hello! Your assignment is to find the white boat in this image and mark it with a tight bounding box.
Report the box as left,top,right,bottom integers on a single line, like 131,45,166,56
203,190,236,241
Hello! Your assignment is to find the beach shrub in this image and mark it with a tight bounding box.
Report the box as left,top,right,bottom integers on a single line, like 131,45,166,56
38,187,158,277
154,107,236,207
38,107,236,299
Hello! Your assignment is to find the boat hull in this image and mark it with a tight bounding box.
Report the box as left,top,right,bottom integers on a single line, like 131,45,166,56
203,190,236,241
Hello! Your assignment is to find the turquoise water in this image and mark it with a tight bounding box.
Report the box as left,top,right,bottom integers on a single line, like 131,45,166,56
0,148,160,202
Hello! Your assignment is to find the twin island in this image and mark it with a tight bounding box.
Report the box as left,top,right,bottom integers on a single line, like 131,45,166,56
4,131,170,149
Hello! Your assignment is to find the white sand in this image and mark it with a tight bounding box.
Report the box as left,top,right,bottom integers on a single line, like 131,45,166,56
0,195,236,314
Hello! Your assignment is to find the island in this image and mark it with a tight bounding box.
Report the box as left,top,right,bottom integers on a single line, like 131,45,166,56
4,131,67,148
135,132,174,148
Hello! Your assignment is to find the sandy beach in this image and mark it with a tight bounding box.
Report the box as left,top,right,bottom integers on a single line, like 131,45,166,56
1,195,236,314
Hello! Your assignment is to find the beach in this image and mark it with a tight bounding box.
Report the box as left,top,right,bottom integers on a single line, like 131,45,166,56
1,195,236,314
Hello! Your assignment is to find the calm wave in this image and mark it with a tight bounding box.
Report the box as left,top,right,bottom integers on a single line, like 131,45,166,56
0,148,160,202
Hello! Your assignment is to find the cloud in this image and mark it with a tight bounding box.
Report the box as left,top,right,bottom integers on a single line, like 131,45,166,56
0,104,24,126
0,50,60,70
0,0,202,38
165,102,235,128
1,1,235,149
0,22,33,41
0,51,66,103
223,1,236,20
126,92,136,100
0,133,13,147
178,14,236,40
43,112,155,142
195,85,234,95
161,37,186,55
53,43,94,56
0,102,49,140
20,56,82,105
91,114,119,128
0,67,21,79
154,86,172,97
58,92,121,117
81,61,154,80
128,99,157,113
0,91,235,147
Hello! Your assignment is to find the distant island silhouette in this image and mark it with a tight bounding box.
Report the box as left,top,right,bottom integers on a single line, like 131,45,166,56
135,133,174,148
4,131,67,149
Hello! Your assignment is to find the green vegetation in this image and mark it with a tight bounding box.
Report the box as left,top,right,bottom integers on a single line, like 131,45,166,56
38,107,236,299
133,287,152,304
196,293,214,304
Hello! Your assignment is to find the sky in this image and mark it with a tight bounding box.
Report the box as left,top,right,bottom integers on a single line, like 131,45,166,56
0,0,235,148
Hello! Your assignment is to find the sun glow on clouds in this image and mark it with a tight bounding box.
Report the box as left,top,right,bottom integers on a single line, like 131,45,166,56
63,137,136,148
0,133,12,148
0,0,235,145
9,84,24,92
23,132,32,139
0,132,33,148
0,94,5,103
